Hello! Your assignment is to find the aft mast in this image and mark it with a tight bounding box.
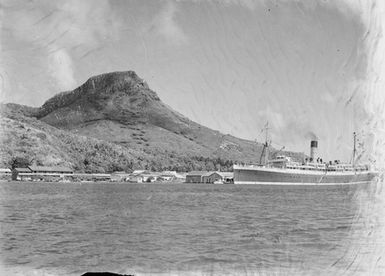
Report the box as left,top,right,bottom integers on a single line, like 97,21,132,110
259,122,270,166
352,132,357,168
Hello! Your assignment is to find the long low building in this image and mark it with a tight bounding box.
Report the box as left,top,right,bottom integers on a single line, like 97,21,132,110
28,165,74,174
70,173,111,181
12,166,74,181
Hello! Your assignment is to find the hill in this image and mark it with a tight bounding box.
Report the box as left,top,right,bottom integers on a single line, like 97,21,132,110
0,71,300,172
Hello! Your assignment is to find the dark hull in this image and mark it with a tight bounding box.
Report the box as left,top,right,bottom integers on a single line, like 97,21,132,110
234,166,376,185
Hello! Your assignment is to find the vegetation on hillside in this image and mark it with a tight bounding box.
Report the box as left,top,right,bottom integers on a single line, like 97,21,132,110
0,110,239,172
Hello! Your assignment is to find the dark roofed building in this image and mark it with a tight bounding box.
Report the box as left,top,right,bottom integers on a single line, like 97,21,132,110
14,168,32,173
185,171,209,183
28,166,73,174
202,172,222,183
12,167,32,180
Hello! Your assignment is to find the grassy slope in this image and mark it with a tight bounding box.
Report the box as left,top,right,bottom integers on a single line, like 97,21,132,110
0,108,246,172
0,108,140,172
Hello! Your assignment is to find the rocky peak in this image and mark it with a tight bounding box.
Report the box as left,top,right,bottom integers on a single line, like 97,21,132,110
36,71,159,118
84,71,150,92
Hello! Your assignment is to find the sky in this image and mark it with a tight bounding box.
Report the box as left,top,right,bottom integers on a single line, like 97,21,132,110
0,0,383,162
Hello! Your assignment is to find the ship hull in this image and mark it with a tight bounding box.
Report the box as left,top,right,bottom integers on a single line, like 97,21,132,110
233,165,377,185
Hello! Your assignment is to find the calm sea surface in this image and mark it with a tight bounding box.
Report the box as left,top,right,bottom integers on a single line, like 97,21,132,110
0,181,384,275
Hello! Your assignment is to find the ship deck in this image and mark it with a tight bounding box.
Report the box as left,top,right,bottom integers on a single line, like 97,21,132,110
233,165,373,176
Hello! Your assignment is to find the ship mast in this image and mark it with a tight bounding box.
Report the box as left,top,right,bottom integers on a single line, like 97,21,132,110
352,132,356,168
259,122,270,166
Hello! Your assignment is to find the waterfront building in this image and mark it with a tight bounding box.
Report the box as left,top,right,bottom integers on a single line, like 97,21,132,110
23,166,74,181
158,173,175,181
158,171,185,182
185,171,209,183
12,167,32,181
111,171,131,182
201,172,234,184
11,166,74,181
0,168,12,180
217,172,234,183
131,170,149,176
202,172,221,183
28,166,73,175
126,175,143,183
70,173,111,182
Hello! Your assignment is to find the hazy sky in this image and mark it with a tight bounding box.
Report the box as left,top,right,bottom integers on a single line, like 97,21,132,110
0,0,375,161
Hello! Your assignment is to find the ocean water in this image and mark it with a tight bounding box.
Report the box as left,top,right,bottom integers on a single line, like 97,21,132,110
0,181,384,276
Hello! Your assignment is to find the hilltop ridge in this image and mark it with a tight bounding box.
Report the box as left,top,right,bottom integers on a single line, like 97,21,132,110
36,71,155,119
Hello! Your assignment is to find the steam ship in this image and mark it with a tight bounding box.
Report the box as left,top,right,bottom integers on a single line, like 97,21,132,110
233,127,377,185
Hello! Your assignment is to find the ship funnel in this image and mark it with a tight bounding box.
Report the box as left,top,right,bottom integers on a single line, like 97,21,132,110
310,140,318,162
